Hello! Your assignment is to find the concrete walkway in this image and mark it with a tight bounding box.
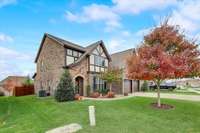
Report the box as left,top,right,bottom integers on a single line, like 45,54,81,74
134,92,200,102
188,88,200,94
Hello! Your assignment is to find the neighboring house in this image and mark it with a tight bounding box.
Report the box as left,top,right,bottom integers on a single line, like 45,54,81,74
34,33,140,96
0,76,27,96
110,49,140,94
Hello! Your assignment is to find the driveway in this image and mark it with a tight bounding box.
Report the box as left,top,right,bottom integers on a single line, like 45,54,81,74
133,92,200,102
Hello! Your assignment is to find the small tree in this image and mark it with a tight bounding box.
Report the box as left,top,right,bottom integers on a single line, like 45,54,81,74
23,75,33,86
127,20,200,107
100,67,122,92
55,70,75,102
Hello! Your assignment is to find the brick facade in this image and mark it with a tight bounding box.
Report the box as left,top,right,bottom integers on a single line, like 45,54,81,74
34,37,65,95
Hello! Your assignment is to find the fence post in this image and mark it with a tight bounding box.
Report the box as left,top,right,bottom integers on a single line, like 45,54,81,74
88,106,96,126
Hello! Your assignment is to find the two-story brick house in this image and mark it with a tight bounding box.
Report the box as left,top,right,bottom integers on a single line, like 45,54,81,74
34,33,139,96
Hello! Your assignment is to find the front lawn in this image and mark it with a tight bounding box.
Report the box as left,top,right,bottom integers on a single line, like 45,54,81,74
0,96,200,133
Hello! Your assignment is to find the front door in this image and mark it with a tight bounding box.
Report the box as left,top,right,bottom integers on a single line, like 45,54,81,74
75,77,84,96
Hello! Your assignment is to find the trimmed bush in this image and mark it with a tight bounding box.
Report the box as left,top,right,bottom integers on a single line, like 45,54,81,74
90,92,100,98
38,90,46,97
55,70,75,102
106,91,115,98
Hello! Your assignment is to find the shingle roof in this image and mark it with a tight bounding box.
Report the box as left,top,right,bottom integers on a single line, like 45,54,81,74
46,33,86,51
0,76,27,85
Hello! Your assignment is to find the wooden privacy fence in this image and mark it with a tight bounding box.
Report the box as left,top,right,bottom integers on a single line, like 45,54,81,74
14,85,34,96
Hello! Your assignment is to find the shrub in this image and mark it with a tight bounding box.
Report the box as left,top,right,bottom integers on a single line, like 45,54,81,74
90,92,100,98
38,90,46,97
141,81,149,91
101,88,109,95
106,91,115,98
168,88,174,91
55,70,75,102
23,76,34,86
74,94,82,100
0,91,4,96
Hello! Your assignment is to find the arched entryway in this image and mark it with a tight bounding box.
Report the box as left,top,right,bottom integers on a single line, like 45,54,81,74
75,76,84,96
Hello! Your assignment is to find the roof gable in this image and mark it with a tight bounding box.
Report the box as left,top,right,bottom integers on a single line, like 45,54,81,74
34,33,86,63
66,40,111,68
35,33,111,67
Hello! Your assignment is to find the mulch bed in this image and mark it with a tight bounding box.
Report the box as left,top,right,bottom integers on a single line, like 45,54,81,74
151,103,174,110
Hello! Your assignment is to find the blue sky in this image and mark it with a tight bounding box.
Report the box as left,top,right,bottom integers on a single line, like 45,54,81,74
0,0,200,80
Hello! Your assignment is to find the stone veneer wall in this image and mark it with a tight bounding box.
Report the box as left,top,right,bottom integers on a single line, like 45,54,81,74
69,58,89,96
34,37,65,95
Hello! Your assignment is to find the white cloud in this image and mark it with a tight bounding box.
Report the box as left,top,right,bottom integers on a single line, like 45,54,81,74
0,33,13,43
112,0,177,14
108,39,123,52
65,0,178,31
121,30,131,37
0,46,30,60
169,0,200,34
135,28,152,37
65,4,121,30
0,46,34,80
0,0,16,8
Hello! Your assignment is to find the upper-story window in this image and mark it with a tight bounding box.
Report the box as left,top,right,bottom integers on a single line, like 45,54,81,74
89,45,108,72
66,48,83,65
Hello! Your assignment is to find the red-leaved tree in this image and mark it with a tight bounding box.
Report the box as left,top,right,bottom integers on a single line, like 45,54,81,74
127,21,200,107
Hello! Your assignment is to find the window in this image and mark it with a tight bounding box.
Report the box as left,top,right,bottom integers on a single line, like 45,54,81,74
66,48,83,65
66,56,74,65
90,65,94,71
94,55,105,66
73,51,78,57
101,67,104,72
93,76,106,91
96,66,100,72
67,49,72,55
89,54,108,72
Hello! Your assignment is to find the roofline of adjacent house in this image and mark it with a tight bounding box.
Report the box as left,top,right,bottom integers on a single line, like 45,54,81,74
0,76,27,83
111,48,135,56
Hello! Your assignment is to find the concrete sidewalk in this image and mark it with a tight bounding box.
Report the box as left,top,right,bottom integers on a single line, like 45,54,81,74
134,92,200,102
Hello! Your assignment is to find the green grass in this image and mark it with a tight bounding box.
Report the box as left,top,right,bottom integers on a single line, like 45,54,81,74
0,96,200,133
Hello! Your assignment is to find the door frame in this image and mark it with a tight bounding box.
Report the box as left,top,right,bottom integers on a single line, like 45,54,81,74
75,76,84,96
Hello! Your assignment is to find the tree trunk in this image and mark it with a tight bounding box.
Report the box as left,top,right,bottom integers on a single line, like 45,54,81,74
109,83,112,92
155,80,161,107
